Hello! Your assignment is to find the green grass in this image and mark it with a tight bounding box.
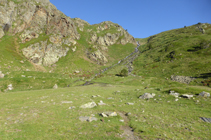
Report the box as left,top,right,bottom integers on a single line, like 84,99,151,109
133,23,211,87
0,79,210,139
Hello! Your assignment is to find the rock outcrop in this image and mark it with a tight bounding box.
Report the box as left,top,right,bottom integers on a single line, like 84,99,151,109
171,75,195,84
0,0,80,40
22,40,69,66
85,21,136,65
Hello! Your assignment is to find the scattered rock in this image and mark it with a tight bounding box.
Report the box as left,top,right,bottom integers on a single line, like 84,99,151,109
68,106,76,109
198,91,210,97
75,70,80,74
98,100,106,106
72,46,77,52
7,84,13,91
126,102,134,105
126,112,131,116
119,119,124,122
80,102,97,108
0,71,5,78
139,93,156,99
92,95,101,98
200,117,211,123
61,101,73,104
181,94,194,99
79,116,98,122
100,112,117,117
21,75,26,77
53,84,58,89
169,90,180,97
107,97,114,100
20,60,24,64
171,75,195,84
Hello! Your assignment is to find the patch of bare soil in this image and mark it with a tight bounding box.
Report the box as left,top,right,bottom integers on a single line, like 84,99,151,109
118,112,141,140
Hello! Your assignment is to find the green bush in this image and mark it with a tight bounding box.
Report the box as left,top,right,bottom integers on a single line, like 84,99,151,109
119,69,128,77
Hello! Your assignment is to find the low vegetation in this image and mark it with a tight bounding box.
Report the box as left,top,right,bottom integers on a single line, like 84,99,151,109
0,23,211,139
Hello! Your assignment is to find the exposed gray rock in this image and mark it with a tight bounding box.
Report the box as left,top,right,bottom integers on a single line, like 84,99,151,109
139,93,155,99
7,84,13,90
181,94,194,99
126,112,131,116
198,91,210,97
0,0,80,39
171,75,195,84
61,101,72,104
87,50,108,65
0,71,4,78
126,102,134,105
100,112,117,117
119,119,124,122
92,95,101,98
80,102,97,108
0,28,4,38
98,100,106,106
22,41,69,66
169,90,180,97
53,84,58,89
79,116,98,122
68,106,76,109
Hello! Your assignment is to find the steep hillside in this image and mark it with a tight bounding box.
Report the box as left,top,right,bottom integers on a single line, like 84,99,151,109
0,0,137,91
133,23,211,86
0,0,136,71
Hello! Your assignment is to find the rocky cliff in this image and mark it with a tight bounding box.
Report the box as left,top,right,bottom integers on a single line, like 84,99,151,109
0,0,137,68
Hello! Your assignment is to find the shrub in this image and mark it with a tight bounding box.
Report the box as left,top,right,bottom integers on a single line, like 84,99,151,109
119,69,128,77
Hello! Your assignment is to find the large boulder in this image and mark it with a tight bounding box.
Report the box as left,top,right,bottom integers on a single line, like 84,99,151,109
139,93,156,99
80,102,97,108
171,75,195,84
22,41,70,66
198,91,210,97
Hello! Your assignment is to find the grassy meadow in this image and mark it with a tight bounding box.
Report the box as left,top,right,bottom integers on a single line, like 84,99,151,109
0,23,211,139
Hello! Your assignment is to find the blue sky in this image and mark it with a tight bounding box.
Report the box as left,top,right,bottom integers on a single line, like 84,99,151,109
50,0,211,38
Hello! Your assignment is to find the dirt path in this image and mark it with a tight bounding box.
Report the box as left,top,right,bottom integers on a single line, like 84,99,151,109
14,38,46,72
118,112,141,140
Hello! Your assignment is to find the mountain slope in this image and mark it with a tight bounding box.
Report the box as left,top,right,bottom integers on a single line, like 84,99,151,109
133,23,211,86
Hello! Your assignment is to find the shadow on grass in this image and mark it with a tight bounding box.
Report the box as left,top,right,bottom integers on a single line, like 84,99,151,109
195,73,211,78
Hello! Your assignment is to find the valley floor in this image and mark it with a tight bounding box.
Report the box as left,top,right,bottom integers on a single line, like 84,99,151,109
0,79,210,140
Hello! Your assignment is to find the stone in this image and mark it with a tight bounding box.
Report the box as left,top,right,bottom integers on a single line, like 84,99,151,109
181,94,194,99
0,71,5,78
126,102,134,105
79,116,98,122
80,102,97,108
171,75,195,84
139,93,155,99
107,97,114,100
119,119,124,122
61,101,73,104
169,90,180,97
20,60,24,64
0,28,4,38
75,70,80,74
7,84,13,90
68,106,76,109
72,46,77,52
53,84,58,89
98,100,106,106
92,95,101,98
126,112,131,116
198,91,210,97
100,112,117,117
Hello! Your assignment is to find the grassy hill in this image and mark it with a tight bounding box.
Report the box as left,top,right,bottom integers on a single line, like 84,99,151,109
0,22,211,139
133,23,211,87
